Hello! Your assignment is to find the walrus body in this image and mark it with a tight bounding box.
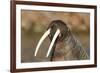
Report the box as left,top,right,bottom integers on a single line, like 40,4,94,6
48,20,89,61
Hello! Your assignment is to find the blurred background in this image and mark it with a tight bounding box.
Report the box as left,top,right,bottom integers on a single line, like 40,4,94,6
21,10,90,63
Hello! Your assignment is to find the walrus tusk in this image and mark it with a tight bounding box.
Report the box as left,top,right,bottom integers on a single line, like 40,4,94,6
34,28,60,57
46,29,60,57
34,28,51,56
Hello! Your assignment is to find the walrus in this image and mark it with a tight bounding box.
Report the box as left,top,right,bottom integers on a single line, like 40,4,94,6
48,20,89,61
34,20,89,61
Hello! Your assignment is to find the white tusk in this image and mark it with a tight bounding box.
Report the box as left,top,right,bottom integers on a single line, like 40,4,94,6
34,28,51,56
46,29,60,57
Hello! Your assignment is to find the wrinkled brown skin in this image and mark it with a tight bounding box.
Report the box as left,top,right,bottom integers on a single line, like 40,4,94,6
48,20,89,61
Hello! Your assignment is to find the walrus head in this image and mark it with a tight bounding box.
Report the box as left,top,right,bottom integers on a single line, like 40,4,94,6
48,20,71,42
